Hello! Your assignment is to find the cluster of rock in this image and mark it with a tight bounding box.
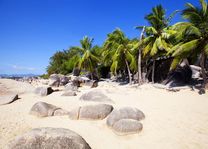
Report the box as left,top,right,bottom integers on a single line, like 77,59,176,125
33,74,99,97
47,74,98,88
6,89,146,148
30,90,145,136
106,107,145,135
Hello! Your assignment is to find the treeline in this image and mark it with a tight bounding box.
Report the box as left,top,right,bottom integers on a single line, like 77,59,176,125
47,0,208,86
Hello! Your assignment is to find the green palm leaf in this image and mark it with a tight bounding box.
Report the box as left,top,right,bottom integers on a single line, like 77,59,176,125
173,39,199,57
170,57,182,70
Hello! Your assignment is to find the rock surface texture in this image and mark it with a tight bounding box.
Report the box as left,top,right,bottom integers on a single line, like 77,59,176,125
112,119,143,135
34,87,53,96
79,104,113,120
68,104,113,120
7,127,91,149
30,101,68,117
80,90,113,103
106,107,145,135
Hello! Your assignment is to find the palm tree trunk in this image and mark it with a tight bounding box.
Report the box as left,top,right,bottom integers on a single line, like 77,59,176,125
200,51,207,89
138,26,145,85
152,59,156,83
90,72,94,80
125,59,132,84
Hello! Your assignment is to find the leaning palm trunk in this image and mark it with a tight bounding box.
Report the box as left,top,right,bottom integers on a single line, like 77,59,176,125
125,59,132,84
200,51,207,89
152,59,156,83
138,26,145,85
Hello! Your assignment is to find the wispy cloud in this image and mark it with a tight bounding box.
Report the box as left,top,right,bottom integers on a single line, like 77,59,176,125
9,64,37,71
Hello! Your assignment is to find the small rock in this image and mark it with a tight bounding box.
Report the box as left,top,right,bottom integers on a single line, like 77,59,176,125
49,74,61,87
80,90,113,103
53,109,69,116
34,86,53,96
65,83,78,91
60,76,69,86
112,119,143,135
79,104,113,120
30,101,61,117
7,127,91,149
0,94,18,105
106,107,145,127
62,90,77,96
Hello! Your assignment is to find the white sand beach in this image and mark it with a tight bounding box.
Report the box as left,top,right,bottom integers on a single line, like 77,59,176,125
0,79,208,149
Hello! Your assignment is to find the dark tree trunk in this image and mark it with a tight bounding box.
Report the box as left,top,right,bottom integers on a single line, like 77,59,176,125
200,51,207,89
138,26,145,85
152,59,156,83
125,59,132,84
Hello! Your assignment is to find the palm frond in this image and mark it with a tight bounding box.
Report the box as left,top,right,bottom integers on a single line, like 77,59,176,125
200,0,207,16
173,39,199,57
150,40,158,56
170,57,182,70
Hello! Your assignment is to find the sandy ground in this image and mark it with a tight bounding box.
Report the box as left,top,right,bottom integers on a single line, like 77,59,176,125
0,79,208,149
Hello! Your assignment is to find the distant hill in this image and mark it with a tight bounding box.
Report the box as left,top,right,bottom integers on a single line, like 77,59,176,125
0,74,40,78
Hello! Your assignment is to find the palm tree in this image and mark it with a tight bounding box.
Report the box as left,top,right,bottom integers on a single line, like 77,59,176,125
71,36,100,80
103,29,136,84
137,26,145,84
169,0,208,89
136,5,177,83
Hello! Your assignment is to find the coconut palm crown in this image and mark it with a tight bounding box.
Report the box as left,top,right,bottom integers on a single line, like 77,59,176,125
136,5,177,82
71,36,100,79
169,0,208,86
103,29,136,84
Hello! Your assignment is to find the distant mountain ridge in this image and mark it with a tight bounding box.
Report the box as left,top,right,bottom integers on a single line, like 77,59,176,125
0,74,39,78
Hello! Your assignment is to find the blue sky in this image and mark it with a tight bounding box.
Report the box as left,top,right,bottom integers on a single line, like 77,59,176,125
0,0,198,74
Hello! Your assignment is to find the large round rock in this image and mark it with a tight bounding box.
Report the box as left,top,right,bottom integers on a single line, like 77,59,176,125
112,119,143,135
30,101,61,117
0,94,18,105
80,90,113,103
79,104,113,120
7,127,91,149
106,107,145,127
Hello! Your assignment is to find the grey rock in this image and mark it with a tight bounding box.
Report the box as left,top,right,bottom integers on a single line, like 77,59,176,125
53,109,69,116
65,83,78,91
62,90,77,96
80,90,113,103
106,107,145,127
49,74,61,87
72,76,90,87
29,101,61,117
60,76,69,86
34,87,53,96
164,60,192,87
7,127,91,149
68,107,81,120
79,104,113,120
112,119,143,135
0,94,18,105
